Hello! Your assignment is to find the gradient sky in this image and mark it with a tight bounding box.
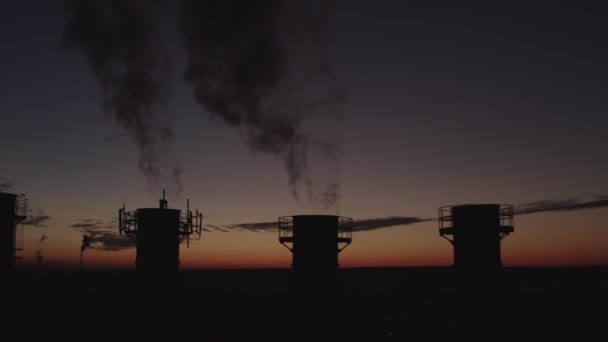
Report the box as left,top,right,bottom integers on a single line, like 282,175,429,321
1,0,607,269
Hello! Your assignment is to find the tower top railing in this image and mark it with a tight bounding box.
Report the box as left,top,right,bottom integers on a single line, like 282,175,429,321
278,215,353,252
118,191,203,247
438,204,514,240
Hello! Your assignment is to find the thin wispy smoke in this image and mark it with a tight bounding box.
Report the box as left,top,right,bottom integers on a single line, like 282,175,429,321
515,196,608,215
214,199,608,234
0,177,12,192
205,224,232,233
177,0,345,208
62,0,181,194
71,219,134,251
222,222,278,233
208,216,430,233
353,217,432,232
22,210,51,228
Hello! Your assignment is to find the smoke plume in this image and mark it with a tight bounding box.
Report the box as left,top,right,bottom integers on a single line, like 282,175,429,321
81,234,92,252
22,210,51,228
177,0,345,208
62,0,181,193
71,218,134,251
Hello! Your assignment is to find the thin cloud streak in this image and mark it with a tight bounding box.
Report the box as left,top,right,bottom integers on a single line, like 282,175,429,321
515,196,608,215
353,216,432,232
208,216,431,233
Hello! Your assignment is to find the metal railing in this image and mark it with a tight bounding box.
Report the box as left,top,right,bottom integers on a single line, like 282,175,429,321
118,206,138,242
179,209,203,246
438,206,453,232
278,216,353,252
119,203,204,247
15,194,27,222
278,216,293,240
499,205,514,228
338,216,353,241
438,204,515,235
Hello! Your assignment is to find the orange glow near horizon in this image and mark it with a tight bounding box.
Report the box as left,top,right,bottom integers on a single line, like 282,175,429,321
20,236,608,270
15,210,608,270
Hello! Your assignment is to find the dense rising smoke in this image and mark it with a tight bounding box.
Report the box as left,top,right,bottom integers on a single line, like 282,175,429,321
177,0,345,208
62,0,181,194
62,1,343,203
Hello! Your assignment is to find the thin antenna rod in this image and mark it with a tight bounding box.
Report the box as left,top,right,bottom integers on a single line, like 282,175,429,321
160,189,168,209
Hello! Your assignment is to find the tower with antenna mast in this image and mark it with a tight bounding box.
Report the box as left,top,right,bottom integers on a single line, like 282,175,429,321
118,190,203,273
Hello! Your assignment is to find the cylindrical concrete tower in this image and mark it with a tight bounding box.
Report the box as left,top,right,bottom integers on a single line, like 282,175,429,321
439,204,514,271
278,215,353,297
119,191,202,274
0,193,26,273
134,208,181,273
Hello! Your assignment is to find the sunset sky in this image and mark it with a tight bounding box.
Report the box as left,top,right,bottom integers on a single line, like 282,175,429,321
1,1,607,270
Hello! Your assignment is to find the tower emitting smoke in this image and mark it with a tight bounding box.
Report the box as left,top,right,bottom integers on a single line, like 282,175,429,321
62,0,344,207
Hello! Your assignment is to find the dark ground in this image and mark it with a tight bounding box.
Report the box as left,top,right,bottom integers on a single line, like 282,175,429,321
5,267,608,340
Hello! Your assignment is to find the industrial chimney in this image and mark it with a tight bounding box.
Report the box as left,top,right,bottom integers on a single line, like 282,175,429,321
0,192,27,273
439,204,514,272
118,190,202,274
278,215,353,297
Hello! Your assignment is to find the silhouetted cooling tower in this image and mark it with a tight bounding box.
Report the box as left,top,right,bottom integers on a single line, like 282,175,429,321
279,215,352,296
0,192,26,273
439,204,514,271
119,191,202,273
